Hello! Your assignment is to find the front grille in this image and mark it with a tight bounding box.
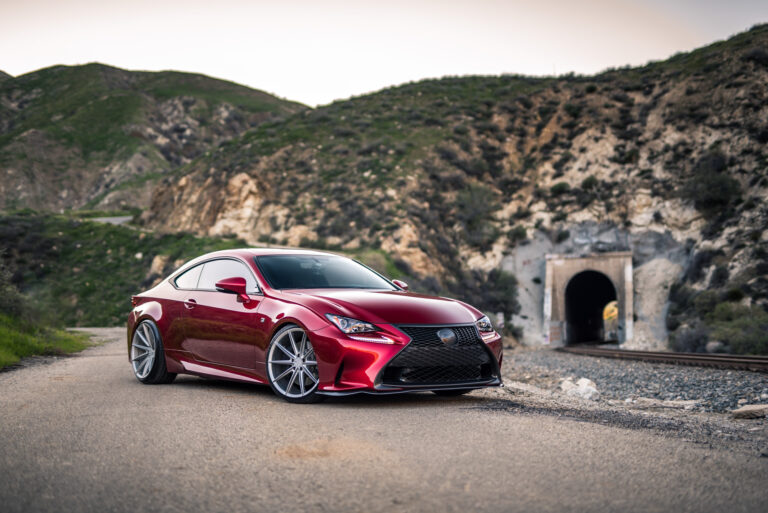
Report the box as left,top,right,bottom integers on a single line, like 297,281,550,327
380,325,496,387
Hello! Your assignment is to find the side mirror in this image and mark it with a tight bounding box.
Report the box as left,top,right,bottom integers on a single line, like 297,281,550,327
215,276,251,303
392,279,409,291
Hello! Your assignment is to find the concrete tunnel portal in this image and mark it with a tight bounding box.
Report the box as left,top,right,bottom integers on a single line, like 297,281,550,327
544,252,633,347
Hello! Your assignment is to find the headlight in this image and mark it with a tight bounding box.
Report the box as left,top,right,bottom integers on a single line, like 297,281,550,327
325,314,378,334
475,315,494,333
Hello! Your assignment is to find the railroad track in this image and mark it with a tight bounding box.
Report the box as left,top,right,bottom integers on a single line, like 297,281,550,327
556,346,768,372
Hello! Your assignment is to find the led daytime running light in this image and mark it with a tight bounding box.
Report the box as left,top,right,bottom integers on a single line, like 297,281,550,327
348,334,395,344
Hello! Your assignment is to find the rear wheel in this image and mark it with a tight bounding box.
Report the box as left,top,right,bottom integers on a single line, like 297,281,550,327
131,320,176,384
432,389,474,397
267,325,323,404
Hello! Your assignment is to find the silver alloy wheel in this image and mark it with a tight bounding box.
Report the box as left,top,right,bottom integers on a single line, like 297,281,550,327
131,322,157,380
267,327,319,399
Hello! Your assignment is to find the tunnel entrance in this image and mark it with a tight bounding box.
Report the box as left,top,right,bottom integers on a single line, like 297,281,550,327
543,252,632,346
565,270,617,344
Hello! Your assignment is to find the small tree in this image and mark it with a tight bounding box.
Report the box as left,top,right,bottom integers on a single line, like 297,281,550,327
682,151,741,217
483,269,521,332
550,182,571,196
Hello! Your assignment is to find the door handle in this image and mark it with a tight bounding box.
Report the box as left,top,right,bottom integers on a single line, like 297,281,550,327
184,299,197,309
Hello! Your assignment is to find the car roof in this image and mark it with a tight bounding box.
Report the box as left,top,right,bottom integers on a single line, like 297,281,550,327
211,247,338,258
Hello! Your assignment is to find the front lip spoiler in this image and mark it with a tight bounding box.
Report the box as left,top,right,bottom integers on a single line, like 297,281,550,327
317,379,503,396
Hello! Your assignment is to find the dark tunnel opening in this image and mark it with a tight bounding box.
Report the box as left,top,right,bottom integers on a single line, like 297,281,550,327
565,270,618,344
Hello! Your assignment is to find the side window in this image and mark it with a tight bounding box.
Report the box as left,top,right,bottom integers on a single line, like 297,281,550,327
197,259,259,294
174,264,203,289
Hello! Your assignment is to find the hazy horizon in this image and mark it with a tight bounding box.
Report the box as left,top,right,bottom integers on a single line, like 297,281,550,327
1,0,767,106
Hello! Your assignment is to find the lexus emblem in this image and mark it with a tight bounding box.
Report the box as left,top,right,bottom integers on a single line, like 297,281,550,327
437,328,457,345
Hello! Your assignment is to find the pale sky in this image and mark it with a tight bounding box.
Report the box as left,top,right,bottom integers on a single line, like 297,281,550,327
1,0,766,106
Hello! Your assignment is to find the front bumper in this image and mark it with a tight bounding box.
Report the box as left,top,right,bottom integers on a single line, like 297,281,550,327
317,380,503,396
309,323,503,394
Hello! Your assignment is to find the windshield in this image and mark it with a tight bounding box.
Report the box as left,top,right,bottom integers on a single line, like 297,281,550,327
255,255,396,290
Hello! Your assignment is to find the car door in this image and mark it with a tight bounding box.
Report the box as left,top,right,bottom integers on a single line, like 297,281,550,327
180,258,266,369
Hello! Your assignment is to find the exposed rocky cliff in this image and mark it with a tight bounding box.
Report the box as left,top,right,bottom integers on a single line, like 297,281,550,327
0,64,305,211
140,26,768,350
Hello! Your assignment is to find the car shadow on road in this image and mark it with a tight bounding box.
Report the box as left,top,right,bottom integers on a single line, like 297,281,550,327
323,392,488,409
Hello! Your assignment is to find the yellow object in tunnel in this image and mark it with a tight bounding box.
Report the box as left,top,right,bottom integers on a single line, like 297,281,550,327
603,300,618,321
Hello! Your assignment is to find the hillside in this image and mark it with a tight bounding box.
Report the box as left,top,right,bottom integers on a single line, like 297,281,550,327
142,25,768,351
0,63,306,211
0,213,405,327
0,71,10,82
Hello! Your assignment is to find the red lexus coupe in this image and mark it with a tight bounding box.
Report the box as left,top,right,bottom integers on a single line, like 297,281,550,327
127,248,503,403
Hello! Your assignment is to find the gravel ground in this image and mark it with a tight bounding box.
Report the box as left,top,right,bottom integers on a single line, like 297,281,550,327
505,348,768,413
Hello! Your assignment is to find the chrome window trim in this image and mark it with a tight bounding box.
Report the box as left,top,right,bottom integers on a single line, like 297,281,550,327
171,257,263,295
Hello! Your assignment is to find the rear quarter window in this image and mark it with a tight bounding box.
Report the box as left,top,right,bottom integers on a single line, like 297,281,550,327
174,264,203,289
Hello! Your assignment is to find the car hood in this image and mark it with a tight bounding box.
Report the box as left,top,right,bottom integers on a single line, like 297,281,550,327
278,289,482,326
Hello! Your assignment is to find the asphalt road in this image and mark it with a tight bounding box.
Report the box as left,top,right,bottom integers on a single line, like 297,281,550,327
1,329,766,513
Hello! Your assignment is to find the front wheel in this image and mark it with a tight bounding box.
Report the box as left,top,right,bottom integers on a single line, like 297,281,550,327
131,320,176,384
266,325,324,404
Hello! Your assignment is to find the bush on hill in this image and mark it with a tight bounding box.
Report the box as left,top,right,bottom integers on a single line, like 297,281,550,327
681,151,741,217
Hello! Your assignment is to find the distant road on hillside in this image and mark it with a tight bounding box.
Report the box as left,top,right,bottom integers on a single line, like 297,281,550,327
90,216,133,225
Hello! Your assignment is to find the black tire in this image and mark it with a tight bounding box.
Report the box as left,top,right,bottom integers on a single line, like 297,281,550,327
130,320,177,385
266,324,324,404
432,389,474,397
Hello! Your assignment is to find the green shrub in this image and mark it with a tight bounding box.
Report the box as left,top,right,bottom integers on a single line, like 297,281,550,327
710,303,768,355
709,265,729,288
670,322,709,353
456,184,501,251
693,290,718,318
724,288,745,302
581,175,599,191
517,96,533,109
612,146,639,164
564,103,582,118
668,282,694,315
550,182,571,196
743,47,768,67
507,225,527,244
456,184,497,224
466,224,501,252
0,249,25,318
0,314,90,369
512,207,532,219
0,251,90,368
482,269,520,330
682,151,741,216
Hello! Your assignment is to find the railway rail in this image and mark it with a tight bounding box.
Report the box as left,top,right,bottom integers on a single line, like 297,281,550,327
557,346,768,372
